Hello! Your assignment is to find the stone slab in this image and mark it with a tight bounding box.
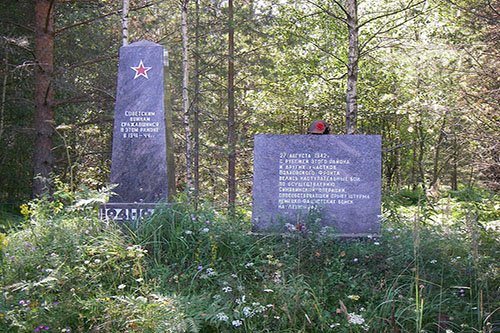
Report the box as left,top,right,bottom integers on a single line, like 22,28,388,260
109,40,169,204
252,134,381,234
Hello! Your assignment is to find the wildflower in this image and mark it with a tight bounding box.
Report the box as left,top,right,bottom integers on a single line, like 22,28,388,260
25,242,31,247
245,262,254,268
243,306,254,317
374,242,380,245
347,295,360,300
231,274,237,278
430,259,437,264
263,289,274,293
274,316,280,319
184,230,193,235
197,265,203,270
52,302,59,306
135,278,144,283
117,284,126,289
232,320,242,327
285,223,295,232
353,258,359,263
215,312,229,322
222,286,232,293
201,228,209,233
235,295,246,304
19,300,25,306
206,268,216,276
9,255,15,260
348,313,365,325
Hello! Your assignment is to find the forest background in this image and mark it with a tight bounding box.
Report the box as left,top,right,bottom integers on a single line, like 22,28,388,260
0,0,499,209
1,1,500,332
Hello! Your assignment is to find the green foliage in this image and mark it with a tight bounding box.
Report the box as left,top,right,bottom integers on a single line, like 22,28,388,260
0,187,188,332
1,187,499,331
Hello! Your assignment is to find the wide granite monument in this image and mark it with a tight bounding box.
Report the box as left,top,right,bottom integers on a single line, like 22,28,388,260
252,134,381,235
100,40,174,221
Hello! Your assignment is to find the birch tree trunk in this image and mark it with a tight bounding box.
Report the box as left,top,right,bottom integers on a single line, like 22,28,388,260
181,0,192,192
33,0,55,197
122,0,130,46
193,0,200,201
227,0,236,210
345,0,358,135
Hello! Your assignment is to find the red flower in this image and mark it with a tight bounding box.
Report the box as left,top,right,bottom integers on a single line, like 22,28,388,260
315,122,325,131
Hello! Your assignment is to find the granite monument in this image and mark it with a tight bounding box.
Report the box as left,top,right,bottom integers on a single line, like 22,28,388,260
100,40,173,221
252,134,381,235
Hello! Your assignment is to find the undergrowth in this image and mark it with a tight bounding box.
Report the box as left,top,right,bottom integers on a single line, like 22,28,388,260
1,185,499,332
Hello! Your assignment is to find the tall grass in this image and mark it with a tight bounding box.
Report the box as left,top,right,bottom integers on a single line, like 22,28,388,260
1,185,499,332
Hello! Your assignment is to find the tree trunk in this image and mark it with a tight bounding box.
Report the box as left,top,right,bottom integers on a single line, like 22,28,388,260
33,0,55,197
227,0,236,210
345,0,358,135
122,0,130,46
0,53,7,139
181,0,192,192
193,0,200,202
163,48,176,201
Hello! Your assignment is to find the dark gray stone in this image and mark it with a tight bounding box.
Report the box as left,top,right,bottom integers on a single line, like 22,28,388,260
103,40,170,219
252,134,381,235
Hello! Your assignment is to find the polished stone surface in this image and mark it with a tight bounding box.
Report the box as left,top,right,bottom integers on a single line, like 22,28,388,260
109,40,169,204
252,134,381,235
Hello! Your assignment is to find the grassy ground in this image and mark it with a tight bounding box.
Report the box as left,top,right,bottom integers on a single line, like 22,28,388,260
0,185,499,332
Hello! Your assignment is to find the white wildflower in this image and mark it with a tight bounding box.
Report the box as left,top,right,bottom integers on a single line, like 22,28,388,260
263,289,274,293
235,295,246,305
232,320,242,327
348,313,365,325
243,306,254,317
184,230,193,235
201,228,209,233
117,284,126,290
215,312,229,322
430,259,437,264
222,286,232,293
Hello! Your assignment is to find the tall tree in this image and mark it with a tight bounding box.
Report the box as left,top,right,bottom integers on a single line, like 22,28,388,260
33,0,55,196
181,0,193,192
345,0,359,134
122,0,130,46
227,0,236,209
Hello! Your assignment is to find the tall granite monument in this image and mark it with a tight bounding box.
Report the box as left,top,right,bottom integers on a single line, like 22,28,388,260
252,135,381,235
100,40,174,221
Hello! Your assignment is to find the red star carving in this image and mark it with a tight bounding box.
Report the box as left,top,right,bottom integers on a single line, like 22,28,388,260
131,60,152,79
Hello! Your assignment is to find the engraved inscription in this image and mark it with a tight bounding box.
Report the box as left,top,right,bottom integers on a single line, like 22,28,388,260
277,152,370,210
120,110,160,139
